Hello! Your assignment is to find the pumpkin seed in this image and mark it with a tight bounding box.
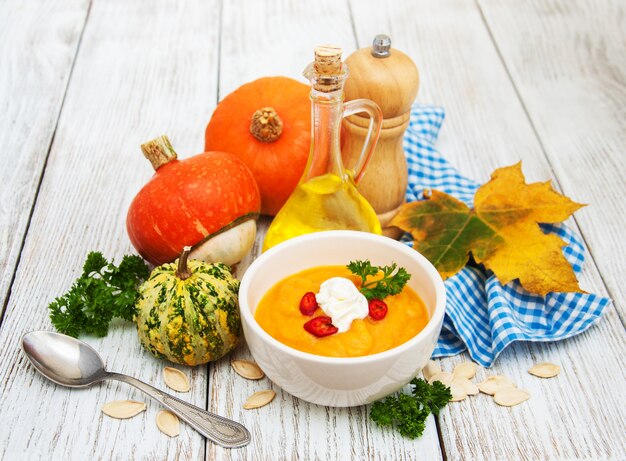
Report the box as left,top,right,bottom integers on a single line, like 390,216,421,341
528,362,560,378
101,400,146,419
156,410,180,437
422,360,441,381
493,388,530,407
243,390,276,409
231,359,265,380
478,375,516,396
449,381,467,402
453,377,479,396
163,367,190,392
427,371,454,386
453,362,477,380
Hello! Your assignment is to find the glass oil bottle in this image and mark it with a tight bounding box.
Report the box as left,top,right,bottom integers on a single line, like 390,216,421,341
263,45,383,251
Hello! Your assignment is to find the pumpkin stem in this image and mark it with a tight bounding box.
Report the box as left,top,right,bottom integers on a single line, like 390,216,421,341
249,107,283,142
141,135,178,170
176,246,192,280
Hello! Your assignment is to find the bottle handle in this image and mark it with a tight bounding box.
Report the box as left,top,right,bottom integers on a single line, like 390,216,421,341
342,99,383,183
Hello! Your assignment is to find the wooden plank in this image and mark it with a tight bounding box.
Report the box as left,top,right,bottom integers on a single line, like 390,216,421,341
208,1,444,459
350,0,626,459
477,0,626,321
437,317,626,460
348,0,556,183
0,0,90,317
218,0,359,97
0,0,220,459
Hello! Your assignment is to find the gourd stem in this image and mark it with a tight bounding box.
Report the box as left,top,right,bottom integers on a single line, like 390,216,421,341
141,135,178,170
176,246,192,280
249,107,283,142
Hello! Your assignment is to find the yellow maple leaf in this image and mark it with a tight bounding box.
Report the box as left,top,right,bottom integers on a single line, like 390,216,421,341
390,163,585,295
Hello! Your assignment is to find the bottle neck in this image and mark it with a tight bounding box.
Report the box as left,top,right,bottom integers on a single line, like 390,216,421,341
302,87,345,182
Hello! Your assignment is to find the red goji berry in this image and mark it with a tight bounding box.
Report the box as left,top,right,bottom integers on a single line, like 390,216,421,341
368,299,388,320
299,291,319,316
303,316,338,337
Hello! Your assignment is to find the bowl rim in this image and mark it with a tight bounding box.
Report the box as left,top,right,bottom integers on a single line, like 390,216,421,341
239,230,446,365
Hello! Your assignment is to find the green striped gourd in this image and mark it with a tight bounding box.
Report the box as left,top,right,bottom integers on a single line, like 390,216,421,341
135,247,241,365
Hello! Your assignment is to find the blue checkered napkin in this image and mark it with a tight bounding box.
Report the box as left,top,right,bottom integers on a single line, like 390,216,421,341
403,104,612,367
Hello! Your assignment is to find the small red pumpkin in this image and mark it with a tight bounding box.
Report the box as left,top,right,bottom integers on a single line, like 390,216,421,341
204,76,311,216
127,135,261,266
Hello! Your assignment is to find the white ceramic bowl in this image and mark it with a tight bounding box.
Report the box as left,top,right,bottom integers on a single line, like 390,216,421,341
238,230,446,407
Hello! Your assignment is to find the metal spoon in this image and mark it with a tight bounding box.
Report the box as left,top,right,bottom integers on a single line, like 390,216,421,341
21,330,250,448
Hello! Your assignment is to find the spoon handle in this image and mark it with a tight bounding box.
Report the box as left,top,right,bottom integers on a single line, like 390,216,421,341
106,372,250,448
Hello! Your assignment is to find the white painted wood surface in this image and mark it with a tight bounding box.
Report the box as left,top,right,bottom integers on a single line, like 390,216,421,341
477,0,626,319
0,0,220,459
0,0,624,460
350,1,626,459
0,0,89,316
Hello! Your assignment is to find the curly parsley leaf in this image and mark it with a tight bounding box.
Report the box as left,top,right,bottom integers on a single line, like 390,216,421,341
48,252,150,337
347,260,379,284
347,260,411,300
423,380,453,416
82,251,108,275
370,378,452,439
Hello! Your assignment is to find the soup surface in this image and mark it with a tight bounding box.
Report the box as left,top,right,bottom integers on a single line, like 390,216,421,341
254,265,429,357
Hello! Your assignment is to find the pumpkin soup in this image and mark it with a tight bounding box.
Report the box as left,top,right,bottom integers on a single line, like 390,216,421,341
254,265,429,358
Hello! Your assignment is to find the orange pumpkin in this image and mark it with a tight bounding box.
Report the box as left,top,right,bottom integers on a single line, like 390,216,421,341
127,136,261,266
204,77,310,216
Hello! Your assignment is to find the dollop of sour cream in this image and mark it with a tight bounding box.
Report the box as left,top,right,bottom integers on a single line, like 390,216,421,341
315,277,368,333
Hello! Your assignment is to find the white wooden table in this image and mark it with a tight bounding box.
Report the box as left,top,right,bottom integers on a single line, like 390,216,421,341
1,1,624,460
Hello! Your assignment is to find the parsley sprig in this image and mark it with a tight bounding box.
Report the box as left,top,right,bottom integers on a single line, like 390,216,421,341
347,260,411,300
370,378,452,439
48,252,150,337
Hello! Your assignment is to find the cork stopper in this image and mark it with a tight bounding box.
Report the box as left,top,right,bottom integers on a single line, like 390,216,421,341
311,45,344,92
314,45,342,74
140,135,178,170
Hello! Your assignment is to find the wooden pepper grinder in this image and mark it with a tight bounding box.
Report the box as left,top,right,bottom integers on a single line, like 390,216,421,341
342,35,419,238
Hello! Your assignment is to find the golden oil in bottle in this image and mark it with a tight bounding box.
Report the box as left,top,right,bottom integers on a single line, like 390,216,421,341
263,173,381,251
